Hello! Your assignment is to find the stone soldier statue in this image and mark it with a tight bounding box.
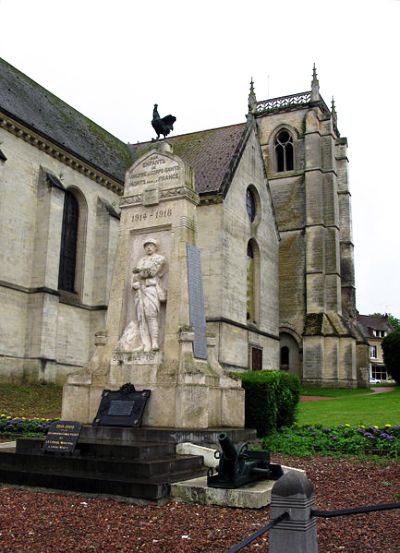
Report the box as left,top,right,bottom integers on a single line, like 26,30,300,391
118,238,167,353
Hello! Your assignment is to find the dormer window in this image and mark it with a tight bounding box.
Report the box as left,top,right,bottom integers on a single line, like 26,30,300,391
275,130,294,172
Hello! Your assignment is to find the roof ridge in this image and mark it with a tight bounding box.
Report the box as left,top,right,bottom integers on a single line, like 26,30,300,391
130,121,246,147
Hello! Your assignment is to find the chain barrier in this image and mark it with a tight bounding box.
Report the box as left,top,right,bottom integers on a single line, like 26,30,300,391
226,512,289,553
311,501,400,518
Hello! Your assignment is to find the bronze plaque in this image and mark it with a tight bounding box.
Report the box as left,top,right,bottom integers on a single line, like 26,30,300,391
93,383,151,427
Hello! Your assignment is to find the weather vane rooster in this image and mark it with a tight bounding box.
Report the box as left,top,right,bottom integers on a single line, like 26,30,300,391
151,104,176,140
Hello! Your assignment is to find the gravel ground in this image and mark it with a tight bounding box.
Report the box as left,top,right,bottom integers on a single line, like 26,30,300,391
0,455,399,552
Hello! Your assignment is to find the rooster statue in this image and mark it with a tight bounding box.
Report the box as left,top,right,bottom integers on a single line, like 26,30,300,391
151,104,176,140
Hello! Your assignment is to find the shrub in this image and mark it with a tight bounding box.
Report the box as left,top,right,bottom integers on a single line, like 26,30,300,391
232,371,301,437
262,424,400,458
382,330,400,384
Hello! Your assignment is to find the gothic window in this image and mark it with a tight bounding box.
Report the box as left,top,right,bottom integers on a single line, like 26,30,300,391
246,187,256,222
58,190,79,292
275,130,294,172
246,239,260,324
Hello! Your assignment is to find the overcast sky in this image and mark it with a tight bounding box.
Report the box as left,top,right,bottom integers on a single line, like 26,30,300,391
1,0,399,316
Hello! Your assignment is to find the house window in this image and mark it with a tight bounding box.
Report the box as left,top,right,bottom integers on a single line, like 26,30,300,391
58,190,79,292
251,346,263,371
275,130,294,172
370,346,377,359
371,365,388,381
373,329,387,338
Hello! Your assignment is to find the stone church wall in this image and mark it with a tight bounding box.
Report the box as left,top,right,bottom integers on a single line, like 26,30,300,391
197,129,280,372
0,126,120,383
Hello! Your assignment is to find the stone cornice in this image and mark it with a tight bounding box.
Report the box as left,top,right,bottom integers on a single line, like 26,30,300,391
199,194,224,206
0,111,124,195
0,279,107,311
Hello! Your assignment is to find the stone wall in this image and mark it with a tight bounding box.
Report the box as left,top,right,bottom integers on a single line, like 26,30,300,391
198,128,280,372
0,125,120,383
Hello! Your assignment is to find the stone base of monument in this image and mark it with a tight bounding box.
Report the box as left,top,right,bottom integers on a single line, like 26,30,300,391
0,426,256,501
171,466,306,509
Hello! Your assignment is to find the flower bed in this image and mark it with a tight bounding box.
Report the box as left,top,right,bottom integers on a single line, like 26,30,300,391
263,424,400,458
0,414,58,437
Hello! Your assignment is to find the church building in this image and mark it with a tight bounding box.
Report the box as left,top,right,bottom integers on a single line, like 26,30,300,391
0,57,368,387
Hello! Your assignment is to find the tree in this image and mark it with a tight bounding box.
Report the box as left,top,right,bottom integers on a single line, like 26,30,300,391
388,314,400,332
382,330,400,384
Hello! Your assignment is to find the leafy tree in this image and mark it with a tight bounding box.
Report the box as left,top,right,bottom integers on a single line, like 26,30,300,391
382,330,400,384
388,314,400,332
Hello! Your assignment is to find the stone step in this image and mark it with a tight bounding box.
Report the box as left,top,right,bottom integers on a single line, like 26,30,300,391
79,425,257,445
0,466,172,500
0,450,204,479
16,437,176,461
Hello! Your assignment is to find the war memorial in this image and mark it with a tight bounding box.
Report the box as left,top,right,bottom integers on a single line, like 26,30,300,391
0,58,370,509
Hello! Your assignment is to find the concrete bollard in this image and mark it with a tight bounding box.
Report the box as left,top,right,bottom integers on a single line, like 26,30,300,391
269,470,318,553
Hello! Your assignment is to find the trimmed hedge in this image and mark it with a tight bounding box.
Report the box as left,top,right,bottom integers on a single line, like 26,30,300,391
232,370,301,437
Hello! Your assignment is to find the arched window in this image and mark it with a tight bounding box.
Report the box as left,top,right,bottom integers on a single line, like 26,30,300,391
246,187,256,222
275,130,294,172
58,190,79,292
280,346,289,369
246,239,260,324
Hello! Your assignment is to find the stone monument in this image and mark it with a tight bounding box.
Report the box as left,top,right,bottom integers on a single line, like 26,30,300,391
62,142,244,429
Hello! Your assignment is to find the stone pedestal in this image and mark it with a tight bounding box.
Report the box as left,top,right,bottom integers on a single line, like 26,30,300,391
62,142,244,429
269,471,318,553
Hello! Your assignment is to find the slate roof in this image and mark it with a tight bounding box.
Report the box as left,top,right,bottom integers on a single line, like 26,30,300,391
357,314,394,337
128,123,248,195
0,57,133,182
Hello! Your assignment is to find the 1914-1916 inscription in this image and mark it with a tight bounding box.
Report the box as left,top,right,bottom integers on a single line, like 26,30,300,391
93,383,151,427
43,421,82,455
186,244,208,360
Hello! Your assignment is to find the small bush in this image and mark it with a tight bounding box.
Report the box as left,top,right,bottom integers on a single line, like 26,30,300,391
263,424,400,458
232,370,301,437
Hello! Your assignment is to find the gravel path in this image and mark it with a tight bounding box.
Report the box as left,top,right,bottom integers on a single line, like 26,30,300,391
0,455,399,552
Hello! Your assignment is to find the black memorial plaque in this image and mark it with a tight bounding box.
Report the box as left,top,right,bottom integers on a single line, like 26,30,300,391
186,244,208,359
93,383,151,427
43,421,82,455
108,400,135,417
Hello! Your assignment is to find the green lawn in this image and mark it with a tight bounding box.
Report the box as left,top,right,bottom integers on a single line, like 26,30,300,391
0,384,62,419
301,387,370,398
298,387,400,427
0,383,399,429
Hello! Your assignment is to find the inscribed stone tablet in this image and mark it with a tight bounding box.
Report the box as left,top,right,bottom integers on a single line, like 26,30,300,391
43,421,82,455
186,244,208,360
